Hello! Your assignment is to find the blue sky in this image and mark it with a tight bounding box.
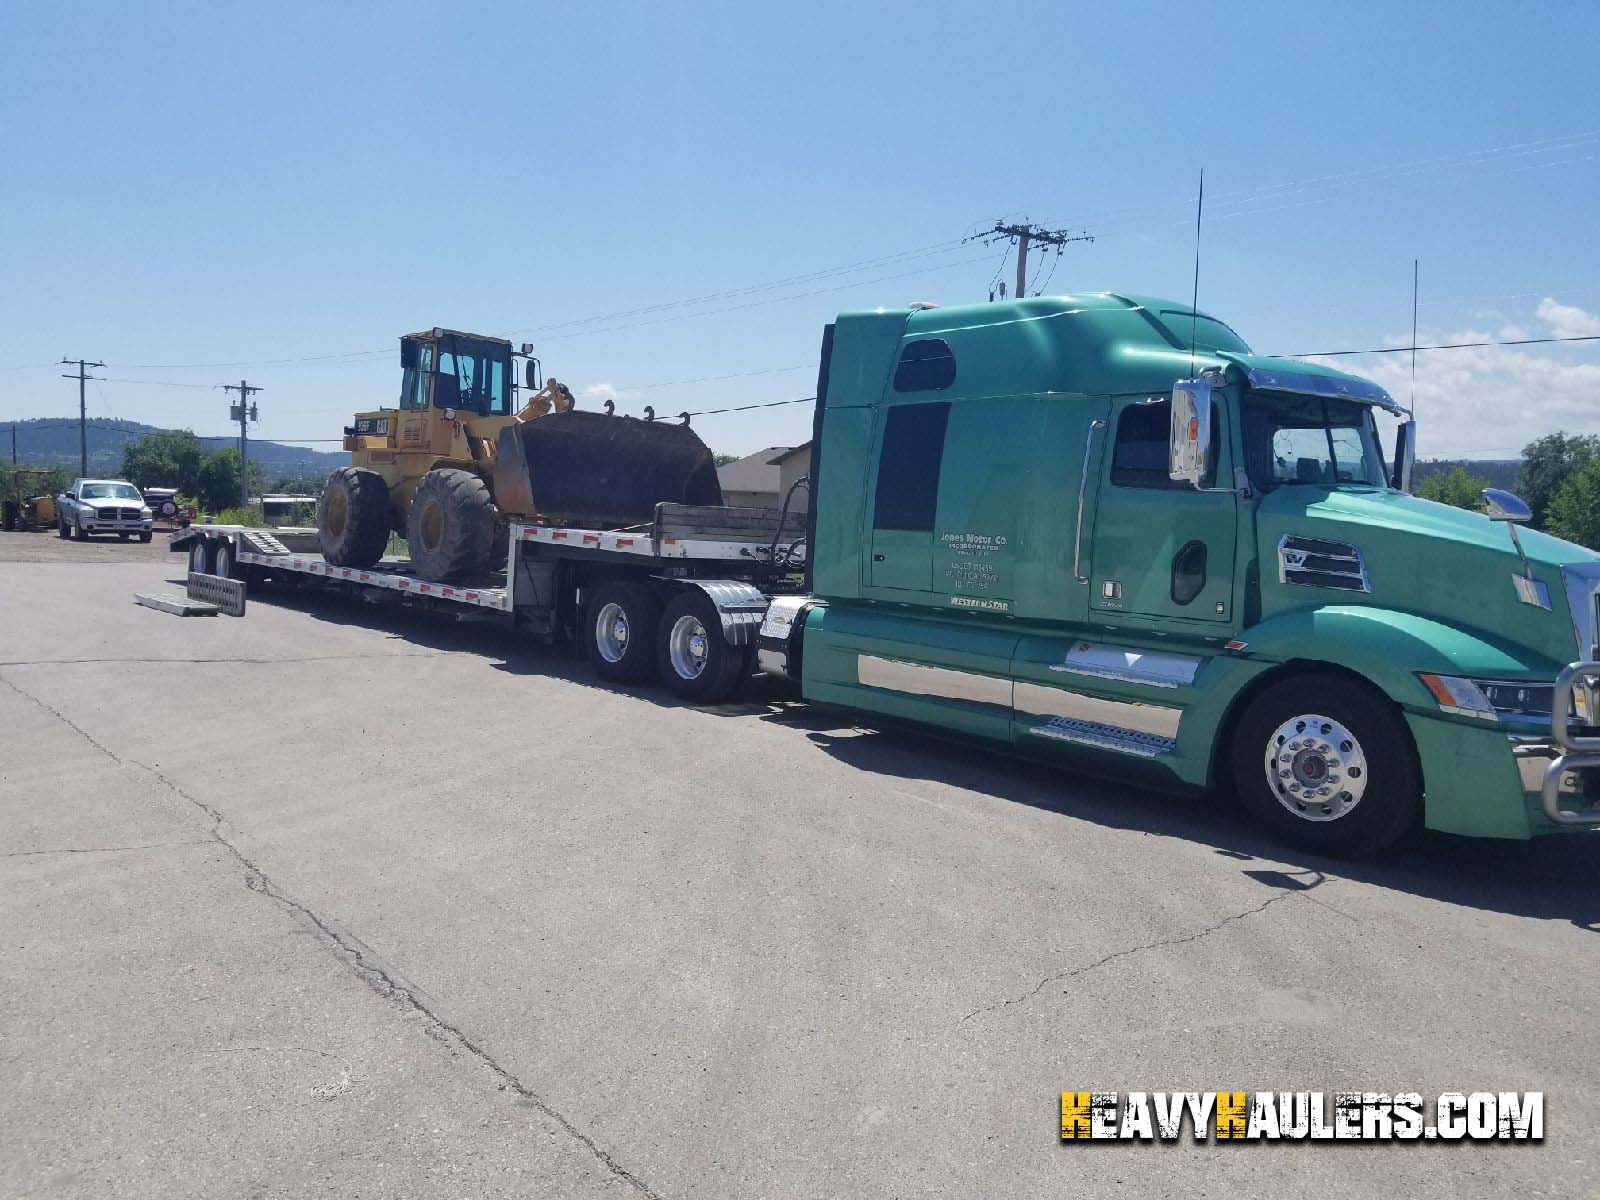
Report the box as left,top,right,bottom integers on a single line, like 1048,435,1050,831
3,0,1597,461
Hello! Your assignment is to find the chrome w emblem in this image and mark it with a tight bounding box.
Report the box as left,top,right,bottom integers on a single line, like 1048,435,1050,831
1282,547,1309,570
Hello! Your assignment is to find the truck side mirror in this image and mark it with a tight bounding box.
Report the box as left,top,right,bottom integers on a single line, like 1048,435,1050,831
1168,378,1212,486
1391,420,1416,492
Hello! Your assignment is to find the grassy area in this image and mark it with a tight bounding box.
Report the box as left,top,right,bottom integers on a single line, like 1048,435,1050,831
385,533,409,558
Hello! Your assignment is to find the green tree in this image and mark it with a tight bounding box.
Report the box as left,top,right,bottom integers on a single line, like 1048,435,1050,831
1416,466,1489,512
122,428,203,493
195,448,265,513
1517,432,1600,529
1546,462,1600,551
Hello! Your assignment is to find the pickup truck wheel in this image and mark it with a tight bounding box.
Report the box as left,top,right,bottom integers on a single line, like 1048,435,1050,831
656,590,749,703
318,466,390,568
1230,675,1420,858
585,581,661,684
58,517,70,539
187,540,214,575
73,519,88,541
138,531,153,544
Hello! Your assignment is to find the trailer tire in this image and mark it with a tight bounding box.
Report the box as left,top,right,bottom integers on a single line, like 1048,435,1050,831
214,539,237,580
585,581,661,684
187,539,214,575
318,467,390,568
1229,673,1420,858
655,590,750,703
406,468,495,583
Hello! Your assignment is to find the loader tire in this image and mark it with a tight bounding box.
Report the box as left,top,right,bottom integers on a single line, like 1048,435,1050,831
585,581,661,684
318,467,390,568
406,468,495,583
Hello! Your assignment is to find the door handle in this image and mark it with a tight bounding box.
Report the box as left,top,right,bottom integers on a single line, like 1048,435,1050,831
1074,418,1106,584
873,553,885,562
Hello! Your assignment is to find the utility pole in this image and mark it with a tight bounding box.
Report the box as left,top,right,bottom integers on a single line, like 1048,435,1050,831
59,358,105,478
10,425,15,464
984,222,1095,299
221,380,262,507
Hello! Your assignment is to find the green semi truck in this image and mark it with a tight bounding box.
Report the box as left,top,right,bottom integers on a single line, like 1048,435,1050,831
180,292,1600,856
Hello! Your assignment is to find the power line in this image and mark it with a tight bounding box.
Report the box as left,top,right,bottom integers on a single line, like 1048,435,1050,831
975,222,1094,300
1293,333,1600,357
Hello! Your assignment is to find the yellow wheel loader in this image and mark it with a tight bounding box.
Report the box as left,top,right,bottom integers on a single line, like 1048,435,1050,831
319,328,723,582
1,470,59,532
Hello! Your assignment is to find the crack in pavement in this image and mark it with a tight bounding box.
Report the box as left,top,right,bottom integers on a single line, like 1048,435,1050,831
2,670,666,1200
3,839,212,859
959,890,1301,1024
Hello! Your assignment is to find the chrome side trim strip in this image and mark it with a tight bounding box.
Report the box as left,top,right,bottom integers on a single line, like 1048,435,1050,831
1073,419,1106,584
856,655,1012,709
1015,681,1181,739
1048,643,1199,689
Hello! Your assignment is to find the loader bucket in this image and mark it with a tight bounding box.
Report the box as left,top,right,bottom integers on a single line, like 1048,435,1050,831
492,410,724,527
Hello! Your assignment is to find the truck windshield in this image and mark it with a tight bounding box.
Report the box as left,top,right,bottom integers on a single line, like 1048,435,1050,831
434,338,509,416
81,483,142,501
1241,394,1387,491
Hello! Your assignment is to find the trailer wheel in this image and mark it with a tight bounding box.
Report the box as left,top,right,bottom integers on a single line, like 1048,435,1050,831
1229,674,1420,858
318,467,390,568
585,581,661,683
214,540,237,580
656,590,750,703
406,468,495,583
187,539,214,575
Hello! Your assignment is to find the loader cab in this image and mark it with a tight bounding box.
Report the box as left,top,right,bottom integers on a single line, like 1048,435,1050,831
399,329,512,418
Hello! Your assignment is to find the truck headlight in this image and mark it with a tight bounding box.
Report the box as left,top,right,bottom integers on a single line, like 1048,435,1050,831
141,507,153,517
1418,674,1498,721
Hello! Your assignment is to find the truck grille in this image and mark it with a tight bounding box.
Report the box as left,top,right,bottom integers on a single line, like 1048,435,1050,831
1277,534,1369,592
99,507,140,520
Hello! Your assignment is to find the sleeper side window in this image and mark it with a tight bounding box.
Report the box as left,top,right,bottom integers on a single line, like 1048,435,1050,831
1110,398,1219,489
872,402,950,531
892,339,956,392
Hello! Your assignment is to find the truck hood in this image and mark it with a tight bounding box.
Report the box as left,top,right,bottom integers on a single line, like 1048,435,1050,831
1255,486,1600,670
1259,486,1598,570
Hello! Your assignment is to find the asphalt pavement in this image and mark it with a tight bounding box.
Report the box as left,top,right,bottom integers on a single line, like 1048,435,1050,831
2,532,1597,1199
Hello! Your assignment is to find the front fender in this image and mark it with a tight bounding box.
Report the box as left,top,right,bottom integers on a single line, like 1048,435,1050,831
1239,605,1564,715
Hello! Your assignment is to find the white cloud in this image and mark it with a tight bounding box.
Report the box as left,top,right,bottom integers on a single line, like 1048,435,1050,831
1307,300,1600,459
579,382,621,404
1537,297,1600,338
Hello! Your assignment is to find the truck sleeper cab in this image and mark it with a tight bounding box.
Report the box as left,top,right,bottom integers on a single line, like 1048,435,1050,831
790,294,1600,856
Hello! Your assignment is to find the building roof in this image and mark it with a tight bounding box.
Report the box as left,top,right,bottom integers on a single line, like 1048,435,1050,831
717,446,792,494
767,443,812,465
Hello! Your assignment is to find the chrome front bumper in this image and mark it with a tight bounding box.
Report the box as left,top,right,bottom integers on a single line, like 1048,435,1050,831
1525,662,1600,826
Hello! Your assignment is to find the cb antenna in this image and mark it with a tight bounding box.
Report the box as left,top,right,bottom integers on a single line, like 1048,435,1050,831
1409,258,1419,417
1189,168,1205,375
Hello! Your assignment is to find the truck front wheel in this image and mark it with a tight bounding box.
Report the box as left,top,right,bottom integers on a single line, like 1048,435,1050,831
656,590,750,703
584,581,661,684
1229,674,1420,857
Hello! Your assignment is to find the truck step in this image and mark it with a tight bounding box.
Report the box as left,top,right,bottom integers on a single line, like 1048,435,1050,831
135,591,220,617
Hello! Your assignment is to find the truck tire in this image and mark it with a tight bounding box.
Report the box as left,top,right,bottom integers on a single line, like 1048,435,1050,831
73,519,88,541
188,539,214,575
214,539,237,580
1229,674,1421,858
585,581,661,684
656,589,751,703
58,516,70,539
406,468,495,583
318,467,390,568
138,531,153,543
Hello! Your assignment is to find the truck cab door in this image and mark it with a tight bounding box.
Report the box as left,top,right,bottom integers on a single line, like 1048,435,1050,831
1086,394,1237,627
865,400,950,593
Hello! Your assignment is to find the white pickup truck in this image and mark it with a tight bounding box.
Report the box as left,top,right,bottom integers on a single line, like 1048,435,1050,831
56,479,154,542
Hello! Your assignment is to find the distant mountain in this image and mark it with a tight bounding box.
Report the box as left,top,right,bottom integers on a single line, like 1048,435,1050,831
1413,459,1520,491
0,417,345,479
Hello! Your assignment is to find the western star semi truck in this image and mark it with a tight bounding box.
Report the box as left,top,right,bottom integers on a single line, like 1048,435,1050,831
174,293,1600,856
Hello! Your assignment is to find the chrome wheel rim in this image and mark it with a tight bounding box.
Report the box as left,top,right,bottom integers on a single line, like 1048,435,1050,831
190,544,206,571
595,601,629,663
216,546,232,576
668,614,710,680
1264,713,1368,822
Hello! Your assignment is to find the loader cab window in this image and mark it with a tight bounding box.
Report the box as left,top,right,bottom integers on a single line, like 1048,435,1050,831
434,341,510,416
401,344,434,410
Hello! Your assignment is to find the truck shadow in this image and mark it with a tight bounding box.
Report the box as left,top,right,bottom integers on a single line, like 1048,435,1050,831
247,582,1600,933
